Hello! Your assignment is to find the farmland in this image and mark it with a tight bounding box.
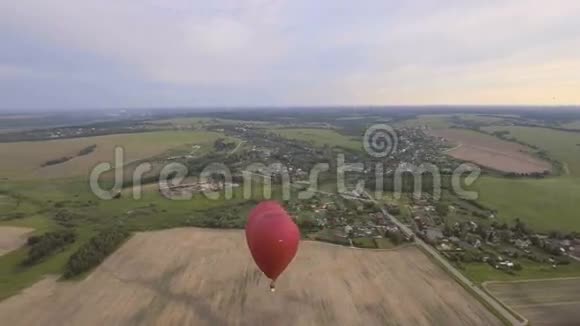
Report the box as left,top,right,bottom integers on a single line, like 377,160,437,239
485,278,580,325
473,176,580,232
0,130,224,180
395,115,454,129
430,128,550,174
468,126,580,232
483,125,580,176
0,228,501,326
272,128,361,151
0,227,33,256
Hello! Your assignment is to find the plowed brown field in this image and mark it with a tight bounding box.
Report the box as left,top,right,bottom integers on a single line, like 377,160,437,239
431,129,550,173
0,228,500,325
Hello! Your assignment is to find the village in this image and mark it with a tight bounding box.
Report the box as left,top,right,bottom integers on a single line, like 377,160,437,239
136,121,580,276
389,192,580,274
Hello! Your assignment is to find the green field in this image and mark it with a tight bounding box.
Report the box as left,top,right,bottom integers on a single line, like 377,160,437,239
560,120,580,130
273,128,361,151
483,125,580,176
395,114,454,129
0,172,300,299
0,127,238,299
464,260,580,284
0,130,225,180
465,125,580,232
474,176,580,232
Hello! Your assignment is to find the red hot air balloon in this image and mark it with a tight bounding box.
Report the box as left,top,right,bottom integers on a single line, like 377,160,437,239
245,201,300,292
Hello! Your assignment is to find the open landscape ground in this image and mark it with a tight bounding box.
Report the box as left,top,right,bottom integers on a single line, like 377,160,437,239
0,226,33,256
474,176,580,232
470,126,580,232
273,128,361,151
483,126,580,176
0,130,223,180
485,278,580,325
0,228,501,326
430,129,550,174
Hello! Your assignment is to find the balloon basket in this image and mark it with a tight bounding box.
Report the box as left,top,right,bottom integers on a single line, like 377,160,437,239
269,281,276,293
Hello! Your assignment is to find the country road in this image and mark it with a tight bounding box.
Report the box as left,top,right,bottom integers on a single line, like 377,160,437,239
364,191,527,326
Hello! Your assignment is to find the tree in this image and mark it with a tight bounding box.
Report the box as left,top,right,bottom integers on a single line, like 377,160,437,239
388,231,404,245
497,230,512,243
513,218,529,235
64,228,129,278
442,223,453,237
435,203,449,217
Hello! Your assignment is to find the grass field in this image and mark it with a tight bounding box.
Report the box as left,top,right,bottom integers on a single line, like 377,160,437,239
395,115,454,129
0,176,297,299
560,120,580,130
0,228,501,325
468,126,580,232
483,125,580,176
0,130,224,180
485,278,580,325
430,128,550,173
273,128,361,151
473,176,580,232
463,259,580,284
397,114,518,130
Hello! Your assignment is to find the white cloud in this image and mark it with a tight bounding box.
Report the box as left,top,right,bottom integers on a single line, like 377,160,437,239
0,0,579,107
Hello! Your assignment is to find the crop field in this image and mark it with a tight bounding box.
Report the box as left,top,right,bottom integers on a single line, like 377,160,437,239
468,126,580,232
430,129,550,173
0,195,12,210
485,278,580,325
473,176,580,232
0,130,223,180
483,125,580,176
559,120,580,130
0,227,33,256
395,115,454,129
0,228,501,325
273,128,361,151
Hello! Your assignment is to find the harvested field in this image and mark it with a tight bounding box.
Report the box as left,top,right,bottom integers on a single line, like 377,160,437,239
0,226,33,256
0,131,222,179
0,228,500,325
485,278,580,325
430,129,550,173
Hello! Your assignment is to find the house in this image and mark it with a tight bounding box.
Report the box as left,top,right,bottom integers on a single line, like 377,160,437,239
515,239,531,249
424,228,444,243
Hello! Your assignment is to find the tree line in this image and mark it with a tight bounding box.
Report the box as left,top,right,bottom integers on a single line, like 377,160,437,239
64,228,130,278
23,230,76,266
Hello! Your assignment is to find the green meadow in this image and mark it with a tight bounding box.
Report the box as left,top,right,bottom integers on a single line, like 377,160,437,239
471,125,580,232
273,128,362,151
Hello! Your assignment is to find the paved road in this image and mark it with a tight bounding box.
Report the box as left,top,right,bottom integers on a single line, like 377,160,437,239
364,191,527,326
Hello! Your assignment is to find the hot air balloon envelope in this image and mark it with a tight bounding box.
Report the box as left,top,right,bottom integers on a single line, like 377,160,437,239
245,201,300,287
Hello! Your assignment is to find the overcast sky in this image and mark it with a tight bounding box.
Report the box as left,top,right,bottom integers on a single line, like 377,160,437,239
1,0,580,110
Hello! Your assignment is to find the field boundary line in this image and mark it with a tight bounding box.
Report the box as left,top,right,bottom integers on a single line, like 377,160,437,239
443,142,462,153
415,245,527,326
483,276,580,286
512,300,580,309
480,282,529,325
302,240,416,252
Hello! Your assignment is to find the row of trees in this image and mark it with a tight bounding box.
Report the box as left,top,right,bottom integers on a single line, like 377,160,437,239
41,144,97,167
64,228,130,278
24,230,76,266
